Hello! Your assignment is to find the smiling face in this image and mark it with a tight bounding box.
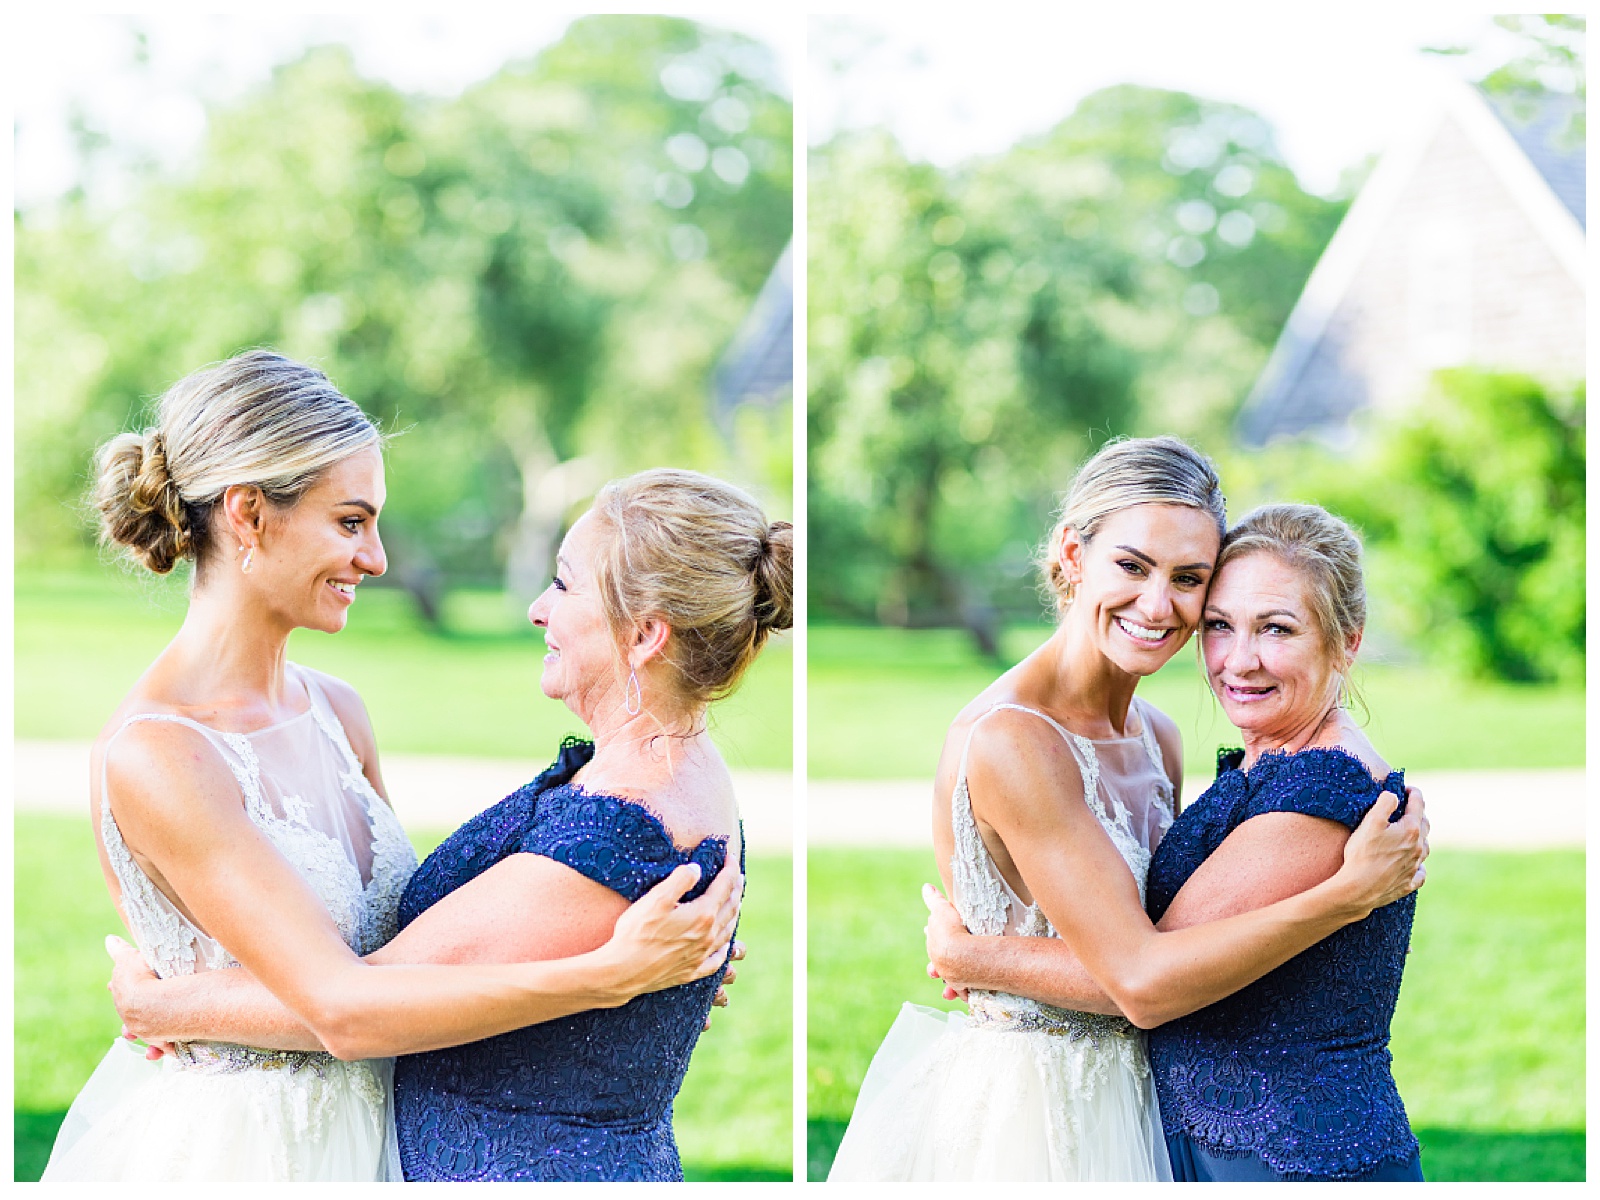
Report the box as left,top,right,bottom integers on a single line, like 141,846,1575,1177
1201,551,1350,746
1060,503,1220,677
526,510,623,720
252,446,387,634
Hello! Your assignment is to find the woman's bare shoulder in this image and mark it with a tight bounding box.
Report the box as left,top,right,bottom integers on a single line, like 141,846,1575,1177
1328,724,1392,781
96,716,238,835
595,739,740,853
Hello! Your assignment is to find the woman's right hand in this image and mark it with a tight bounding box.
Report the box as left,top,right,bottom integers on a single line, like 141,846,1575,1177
106,935,177,1060
1335,786,1429,916
923,884,973,1000
600,859,743,1003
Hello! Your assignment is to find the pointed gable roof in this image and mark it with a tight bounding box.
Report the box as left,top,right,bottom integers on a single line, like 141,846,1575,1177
1487,90,1585,228
713,243,793,421
1237,76,1585,448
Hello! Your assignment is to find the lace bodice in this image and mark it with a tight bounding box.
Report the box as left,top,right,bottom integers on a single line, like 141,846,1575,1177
97,663,419,981
949,698,1174,1031
393,739,736,1182
1145,747,1419,1179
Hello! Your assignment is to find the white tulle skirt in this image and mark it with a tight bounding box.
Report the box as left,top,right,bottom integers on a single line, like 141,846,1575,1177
828,1002,1172,1182
42,1038,396,1182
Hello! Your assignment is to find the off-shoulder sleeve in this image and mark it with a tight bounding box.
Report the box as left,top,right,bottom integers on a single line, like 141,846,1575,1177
520,788,727,903
1244,749,1404,831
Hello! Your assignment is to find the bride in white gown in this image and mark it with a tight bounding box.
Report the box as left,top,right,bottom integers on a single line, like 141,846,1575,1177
49,663,416,1180
829,437,1427,1182
44,352,739,1182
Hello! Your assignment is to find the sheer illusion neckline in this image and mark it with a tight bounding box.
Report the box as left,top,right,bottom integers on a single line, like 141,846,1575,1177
127,664,319,739
1004,702,1151,746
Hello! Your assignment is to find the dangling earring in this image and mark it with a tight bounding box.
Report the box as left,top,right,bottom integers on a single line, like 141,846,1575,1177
240,544,255,574
1063,577,1078,608
624,669,642,716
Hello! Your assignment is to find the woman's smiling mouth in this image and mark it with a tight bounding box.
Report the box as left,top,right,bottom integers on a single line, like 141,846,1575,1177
1220,680,1277,703
1114,616,1173,645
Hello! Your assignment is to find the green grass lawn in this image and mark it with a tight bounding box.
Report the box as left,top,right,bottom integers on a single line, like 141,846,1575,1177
808,624,1584,781
15,568,791,770
807,847,1585,1182
14,814,792,1182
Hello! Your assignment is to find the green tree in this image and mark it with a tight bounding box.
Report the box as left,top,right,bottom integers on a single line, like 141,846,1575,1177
16,16,792,612
1345,373,1585,684
808,132,1138,643
1431,15,1585,141
806,87,1343,638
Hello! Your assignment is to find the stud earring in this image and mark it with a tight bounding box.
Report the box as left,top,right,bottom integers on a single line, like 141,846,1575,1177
624,669,642,716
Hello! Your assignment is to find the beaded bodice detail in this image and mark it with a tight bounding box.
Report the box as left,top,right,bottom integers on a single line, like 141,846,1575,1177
98,664,418,988
1145,747,1419,1180
392,739,736,1183
950,698,1174,1036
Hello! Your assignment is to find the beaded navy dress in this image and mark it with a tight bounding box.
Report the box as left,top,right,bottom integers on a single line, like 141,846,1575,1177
1144,747,1421,1182
392,739,734,1182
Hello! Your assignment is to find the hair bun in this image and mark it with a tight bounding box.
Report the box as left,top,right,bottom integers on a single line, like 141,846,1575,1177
753,520,794,634
94,430,192,574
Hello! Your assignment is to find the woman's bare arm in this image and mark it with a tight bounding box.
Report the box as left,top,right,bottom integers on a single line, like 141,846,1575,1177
926,810,1351,1012
103,722,737,1060
112,851,737,1052
940,712,1423,1029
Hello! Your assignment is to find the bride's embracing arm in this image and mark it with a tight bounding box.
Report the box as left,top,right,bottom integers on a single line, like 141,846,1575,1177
103,722,738,1060
937,712,1425,1029
110,858,739,1054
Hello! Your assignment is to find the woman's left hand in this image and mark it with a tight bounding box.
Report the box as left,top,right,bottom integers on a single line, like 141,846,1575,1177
1335,786,1430,916
603,860,743,1003
923,885,972,1000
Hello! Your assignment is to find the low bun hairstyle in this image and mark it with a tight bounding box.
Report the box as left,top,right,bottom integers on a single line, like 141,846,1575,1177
1039,435,1227,617
95,431,194,574
587,469,793,709
93,351,381,575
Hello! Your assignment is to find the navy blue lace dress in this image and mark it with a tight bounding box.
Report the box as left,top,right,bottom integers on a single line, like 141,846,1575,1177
1144,747,1421,1182
392,739,734,1181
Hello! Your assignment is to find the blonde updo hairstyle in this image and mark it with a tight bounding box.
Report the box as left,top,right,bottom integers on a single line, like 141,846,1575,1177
586,469,794,712
1040,435,1227,617
94,351,381,576
1215,503,1368,701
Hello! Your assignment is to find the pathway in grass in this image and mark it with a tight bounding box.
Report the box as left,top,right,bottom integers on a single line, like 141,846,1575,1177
807,847,1584,1182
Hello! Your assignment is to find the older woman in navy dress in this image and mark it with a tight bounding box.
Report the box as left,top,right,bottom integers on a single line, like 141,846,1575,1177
927,502,1425,1181
110,467,791,1181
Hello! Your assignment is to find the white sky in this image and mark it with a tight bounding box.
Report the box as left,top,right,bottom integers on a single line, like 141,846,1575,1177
808,8,1543,195
12,10,800,210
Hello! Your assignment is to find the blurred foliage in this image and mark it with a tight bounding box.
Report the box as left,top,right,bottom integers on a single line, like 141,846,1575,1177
16,16,792,610
1430,15,1585,141
1220,372,1586,685
807,86,1344,635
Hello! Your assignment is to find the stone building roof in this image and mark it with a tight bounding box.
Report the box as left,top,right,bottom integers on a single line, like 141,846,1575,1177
1237,79,1585,448
713,242,793,421
1488,91,1585,228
